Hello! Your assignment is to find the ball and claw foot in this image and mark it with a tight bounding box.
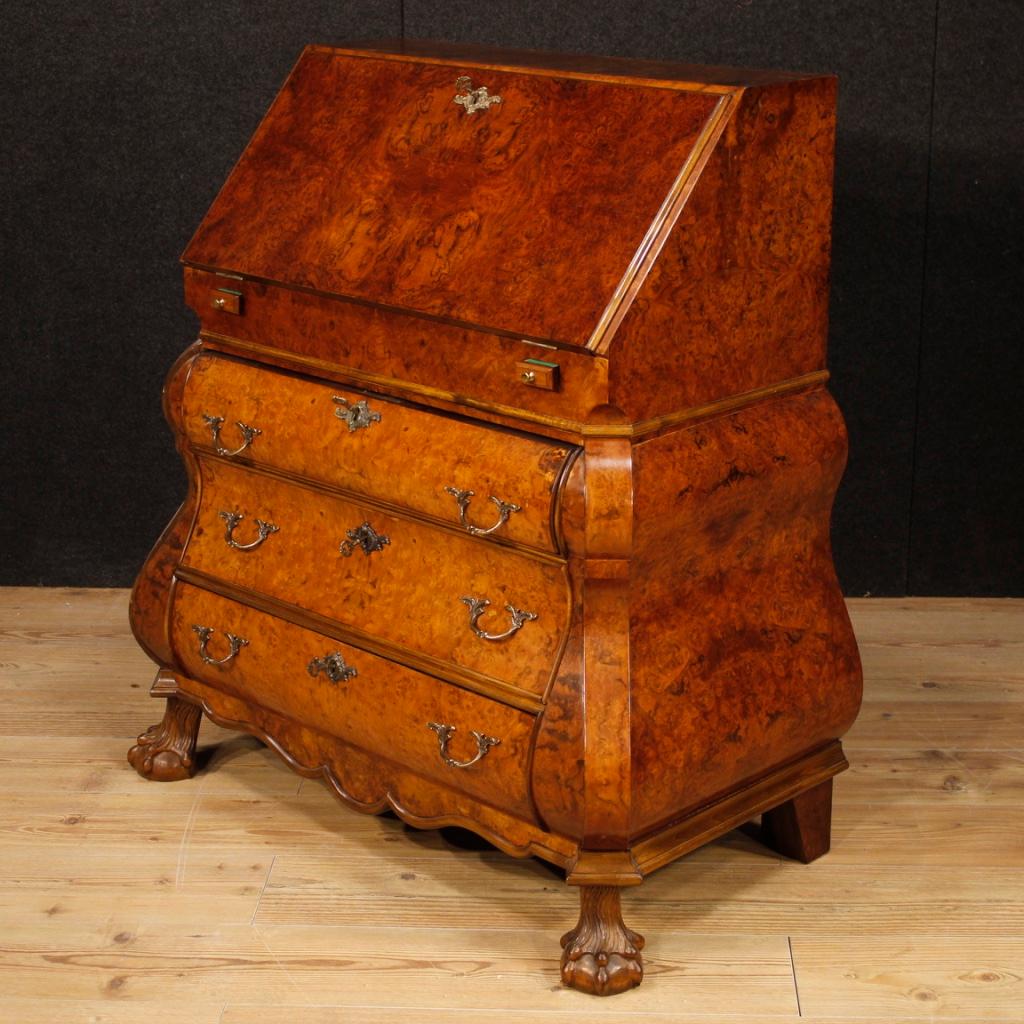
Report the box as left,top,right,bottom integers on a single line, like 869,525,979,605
560,885,645,995
127,695,202,781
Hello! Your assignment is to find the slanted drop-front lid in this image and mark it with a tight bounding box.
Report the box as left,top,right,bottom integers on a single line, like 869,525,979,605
183,45,724,349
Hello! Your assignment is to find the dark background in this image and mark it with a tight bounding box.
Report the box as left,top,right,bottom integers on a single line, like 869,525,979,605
1,1,1021,595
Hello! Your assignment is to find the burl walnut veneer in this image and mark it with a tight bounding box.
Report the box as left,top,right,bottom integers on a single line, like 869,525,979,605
129,40,862,995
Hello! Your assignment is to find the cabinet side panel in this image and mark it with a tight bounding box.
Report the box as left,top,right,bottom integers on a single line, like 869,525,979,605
629,388,861,836
609,76,837,419
129,343,202,668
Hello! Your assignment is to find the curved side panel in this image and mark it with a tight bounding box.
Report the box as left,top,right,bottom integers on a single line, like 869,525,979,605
128,342,203,668
172,672,576,869
532,454,585,839
531,614,585,840
629,387,863,837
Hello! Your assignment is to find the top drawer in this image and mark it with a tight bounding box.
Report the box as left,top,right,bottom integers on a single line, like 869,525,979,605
181,352,577,553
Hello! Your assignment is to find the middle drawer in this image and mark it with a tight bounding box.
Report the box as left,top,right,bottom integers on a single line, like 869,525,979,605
182,456,570,697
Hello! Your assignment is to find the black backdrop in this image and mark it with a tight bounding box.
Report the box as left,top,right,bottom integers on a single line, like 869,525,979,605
1,1,1021,595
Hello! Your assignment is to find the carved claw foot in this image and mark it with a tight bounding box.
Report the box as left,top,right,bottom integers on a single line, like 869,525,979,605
560,885,645,995
127,695,202,781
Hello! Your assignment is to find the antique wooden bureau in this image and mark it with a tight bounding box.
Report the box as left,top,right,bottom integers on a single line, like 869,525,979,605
128,40,862,995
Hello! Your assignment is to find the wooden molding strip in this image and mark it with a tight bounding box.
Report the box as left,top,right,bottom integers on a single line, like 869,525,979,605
174,566,547,714
632,741,848,876
587,91,738,355
629,371,830,439
185,262,583,353
315,44,741,95
202,332,829,440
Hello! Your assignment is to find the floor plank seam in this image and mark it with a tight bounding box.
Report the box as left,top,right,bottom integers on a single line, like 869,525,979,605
250,919,319,1009
786,935,802,1017
174,771,209,888
5,591,1024,1017
252,854,277,926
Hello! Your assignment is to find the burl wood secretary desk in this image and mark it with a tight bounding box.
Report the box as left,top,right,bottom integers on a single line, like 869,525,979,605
128,40,862,995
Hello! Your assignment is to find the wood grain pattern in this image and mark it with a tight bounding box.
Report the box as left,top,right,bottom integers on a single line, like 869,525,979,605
181,349,577,553
169,584,543,829
4,588,1024,1020
628,387,862,835
129,42,865,996
183,48,720,346
187,278,612,434
609,76,838,420
577,435,634,854
128,342,202,670
182,455,571,695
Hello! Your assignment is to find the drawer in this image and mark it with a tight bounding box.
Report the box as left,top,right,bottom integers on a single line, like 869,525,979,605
181,456,570,697
181,351,576,553
171,582,538,822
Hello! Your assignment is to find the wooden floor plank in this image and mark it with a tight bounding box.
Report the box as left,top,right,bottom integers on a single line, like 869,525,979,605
0,998,224,1024
846,701,1024,749
792,936,1024,1020
221,1011,1002,1024
0,927,796,1014
839,749,1024,806
255,851,1024,936
2,588,1023,1021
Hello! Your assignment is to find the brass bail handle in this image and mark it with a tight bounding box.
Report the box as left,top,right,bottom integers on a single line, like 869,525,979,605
192,625,248,666
202,414,261,457
218,510,279,551
445,486,521,536
426,722,501,768
460,595,537,641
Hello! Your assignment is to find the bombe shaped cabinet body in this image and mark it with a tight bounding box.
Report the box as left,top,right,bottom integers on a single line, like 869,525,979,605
129,41,862,995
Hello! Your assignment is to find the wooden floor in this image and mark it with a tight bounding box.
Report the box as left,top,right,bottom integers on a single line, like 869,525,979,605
1,590,1022,1023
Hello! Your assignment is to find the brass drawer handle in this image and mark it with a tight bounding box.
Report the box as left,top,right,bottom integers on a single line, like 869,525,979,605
218,510,279,551
307,651,358,684
192,625,248,666
339,522,390,557
427,722,500,768
202,414,261,457
445,486,521,536
460,596,537,641
332,396,381,433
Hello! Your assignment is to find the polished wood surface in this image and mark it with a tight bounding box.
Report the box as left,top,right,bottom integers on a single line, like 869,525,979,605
129,42,863,995
185,272,613,433
183,48,719,346
5,590,1023,1020
611,76,837,418
183,456,571,694
181,349,578,553
629,386,861,834
170,584,541,825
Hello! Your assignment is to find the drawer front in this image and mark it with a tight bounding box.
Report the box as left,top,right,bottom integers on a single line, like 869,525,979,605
171,583,538,821
182,456,570,697
181,351,575,553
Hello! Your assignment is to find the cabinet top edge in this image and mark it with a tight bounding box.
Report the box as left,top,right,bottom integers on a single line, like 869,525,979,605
312,38,835,90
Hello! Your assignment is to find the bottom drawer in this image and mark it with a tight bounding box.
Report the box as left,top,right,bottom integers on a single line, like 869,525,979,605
170,582,538,822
